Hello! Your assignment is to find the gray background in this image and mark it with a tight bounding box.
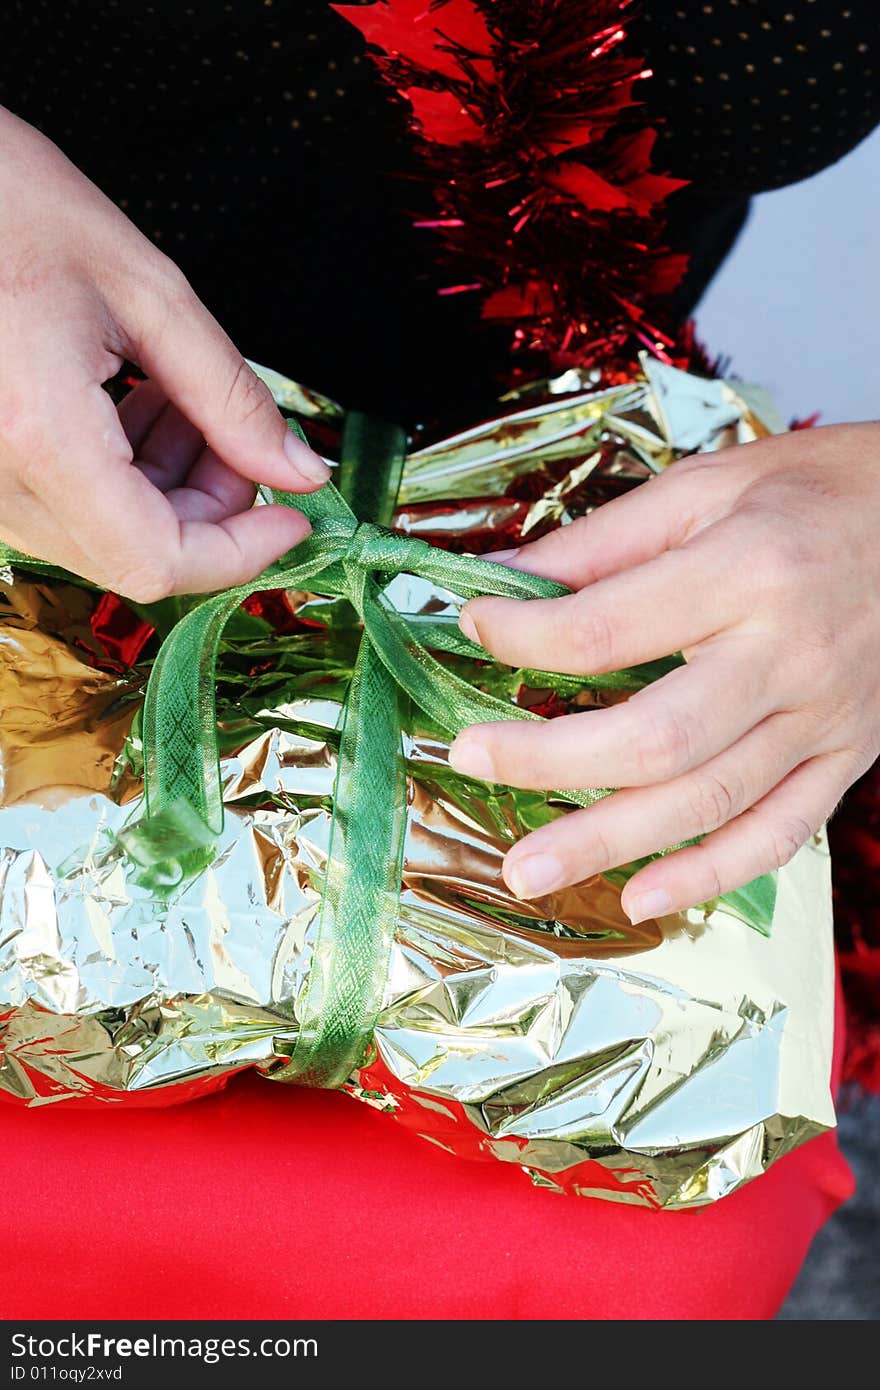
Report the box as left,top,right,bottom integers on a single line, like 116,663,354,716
694,126,879,1320
697,126,879,425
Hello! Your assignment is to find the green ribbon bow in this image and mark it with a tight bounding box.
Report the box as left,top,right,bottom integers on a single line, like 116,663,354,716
0,414,776,1089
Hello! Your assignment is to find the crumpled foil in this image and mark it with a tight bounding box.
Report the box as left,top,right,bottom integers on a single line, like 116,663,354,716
0,358,834,1210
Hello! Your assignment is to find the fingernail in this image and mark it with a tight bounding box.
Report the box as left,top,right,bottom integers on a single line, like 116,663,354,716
506,853,566,900
486,547,520,565
624,888,673,924
448,734,494,782
458,608,480,644
284,427,332,484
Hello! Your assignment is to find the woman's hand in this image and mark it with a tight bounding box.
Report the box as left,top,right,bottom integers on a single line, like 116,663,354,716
0,108,329,600
449,422,880,923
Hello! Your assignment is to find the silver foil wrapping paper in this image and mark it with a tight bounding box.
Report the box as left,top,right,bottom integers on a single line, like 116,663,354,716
0,359,835,1209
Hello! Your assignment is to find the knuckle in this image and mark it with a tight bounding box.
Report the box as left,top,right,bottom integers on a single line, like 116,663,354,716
695,853,723,904
652,711,697,778
767,815,813,869
544,514,602,584
683,770,746,836
627,706,701,782
745,523,811,600
581,821,615,875
223,358,273,429
144,249,194,308
511,729,558,789
570,604,617,671
124,253,196,348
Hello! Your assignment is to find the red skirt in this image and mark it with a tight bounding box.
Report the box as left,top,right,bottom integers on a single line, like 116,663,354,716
4,980,854,1321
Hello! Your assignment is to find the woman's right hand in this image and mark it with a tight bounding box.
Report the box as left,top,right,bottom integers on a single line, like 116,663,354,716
0,107,329,601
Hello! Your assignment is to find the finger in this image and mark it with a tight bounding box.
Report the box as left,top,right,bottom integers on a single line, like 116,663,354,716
164,450,257,524
121,271,331,492
90,469,311,600
119,379,210,492
33,378,311,598
165,505,312,595
132,398,206,490
84,472,308,599
618,749,862,924
450,639,780,789
121,383,257,515
486,453,748,589
498,712,809,901
117,377,170,453
460,524,746,676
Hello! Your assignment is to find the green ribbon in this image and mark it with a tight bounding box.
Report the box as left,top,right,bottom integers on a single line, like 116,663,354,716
0,415,777,1087
119,421,618,1088
337,411,407,526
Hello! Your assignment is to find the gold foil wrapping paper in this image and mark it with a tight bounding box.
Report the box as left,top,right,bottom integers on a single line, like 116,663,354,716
0,360,835,1209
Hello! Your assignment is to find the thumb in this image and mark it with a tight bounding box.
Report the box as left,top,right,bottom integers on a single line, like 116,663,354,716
120,262,331,493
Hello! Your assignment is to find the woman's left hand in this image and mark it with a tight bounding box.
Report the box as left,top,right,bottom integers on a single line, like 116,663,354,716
448,422,880,923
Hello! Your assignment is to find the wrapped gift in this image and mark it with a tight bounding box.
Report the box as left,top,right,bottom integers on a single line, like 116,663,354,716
0,358,835,1210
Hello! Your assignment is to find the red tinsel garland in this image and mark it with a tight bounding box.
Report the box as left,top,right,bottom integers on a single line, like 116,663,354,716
333,0,688,377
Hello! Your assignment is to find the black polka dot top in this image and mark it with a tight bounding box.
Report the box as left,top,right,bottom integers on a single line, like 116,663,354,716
1,0,877,422
631,0,880,315
634,1,879,194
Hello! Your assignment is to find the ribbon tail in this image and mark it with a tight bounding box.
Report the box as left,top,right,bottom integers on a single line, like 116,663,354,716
283,638,408,1088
